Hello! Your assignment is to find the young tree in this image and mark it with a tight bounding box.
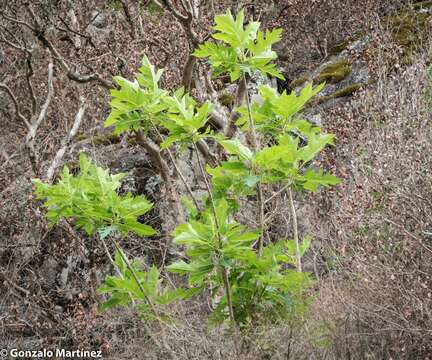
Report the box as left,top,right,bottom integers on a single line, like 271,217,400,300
33,8,340,337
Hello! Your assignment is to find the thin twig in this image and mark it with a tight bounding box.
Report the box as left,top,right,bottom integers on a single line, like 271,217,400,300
378,215,432,254
151,125,201,211
242,74,265,256
288,188,302,272
0,83,31,129
192,141,236,325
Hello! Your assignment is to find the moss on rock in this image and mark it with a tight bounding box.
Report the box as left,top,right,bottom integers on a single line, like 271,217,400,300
328,39,352,56
290,75,309,89
383,8,431,65
328,31,366,56
92,133,121,146
74,132,121,146
384,9,431,48
316,83,364,104
314,58,352,84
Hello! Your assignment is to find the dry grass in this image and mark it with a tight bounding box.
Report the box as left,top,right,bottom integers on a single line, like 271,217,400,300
306,31,432,359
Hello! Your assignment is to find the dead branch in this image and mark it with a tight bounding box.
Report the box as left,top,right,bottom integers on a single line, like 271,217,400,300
0,83,31,129
135,129,187,225
182,55,197,90
39,36,112,88
154,0,200,89
25,55,37,114
0,272,30,297
25,60,54,144
0,11,37,32
0,26,30,53
57,16,96,48
119,0,136,39
25,59,54,174
196,139,217,166
2,7,113,89
46,102,86,182
66,3,81,48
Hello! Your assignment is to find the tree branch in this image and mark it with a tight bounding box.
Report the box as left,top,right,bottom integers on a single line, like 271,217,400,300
135,130,172,186
0,83,31,129
288,189,302,272
25,55,37,115
26,61,54,143
46,102,86,182
25,59,54,174
20,5,113,89
225,76,248,138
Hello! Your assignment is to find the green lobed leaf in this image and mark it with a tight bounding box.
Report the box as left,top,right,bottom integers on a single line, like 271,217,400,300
32,153,155,238
219,139,253,161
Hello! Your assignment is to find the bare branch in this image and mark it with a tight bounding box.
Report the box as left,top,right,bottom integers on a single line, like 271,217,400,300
56,21,96,48
25,59,54,174
196,139,217,166
0,11,37,32
21,5,113,89
182,54,197,90
119,0,136,39
39,36,112,88
25,56,37,115
135,129,186,225
0,27,29,53
46,102,86,182
26,60,54,144
158,0,199,45
288,189,302,272
180,0,193,15
159,0,189,22
226,77,248,137
66,4,81,48
0,83,31,129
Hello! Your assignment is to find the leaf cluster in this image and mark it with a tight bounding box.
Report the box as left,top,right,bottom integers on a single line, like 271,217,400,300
104,57,214,150
98,250,185,320
33,153,155,237
194,10,284,81
211,83,340,202
168,199,313,325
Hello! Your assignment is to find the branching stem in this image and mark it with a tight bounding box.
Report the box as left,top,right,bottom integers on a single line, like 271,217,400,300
242,74,265,257
192,141,236,325
151,124,201,211
288,188,302,272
